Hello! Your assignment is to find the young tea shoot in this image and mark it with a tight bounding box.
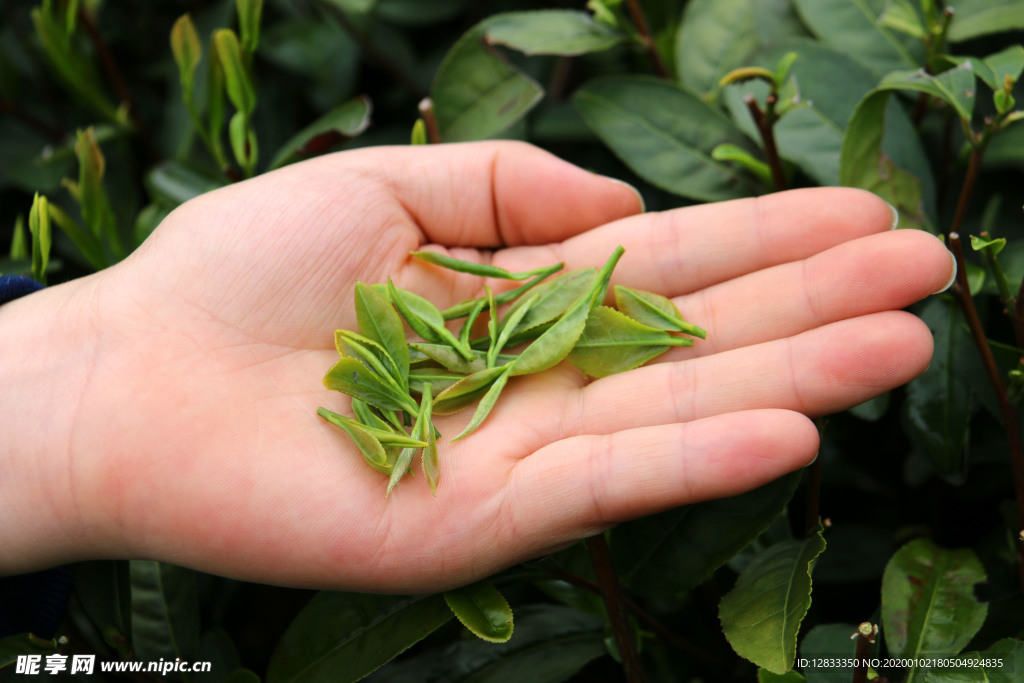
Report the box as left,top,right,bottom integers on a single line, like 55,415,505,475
318,247,706,496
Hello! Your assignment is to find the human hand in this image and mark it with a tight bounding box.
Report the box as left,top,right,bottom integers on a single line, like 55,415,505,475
0,142,954,592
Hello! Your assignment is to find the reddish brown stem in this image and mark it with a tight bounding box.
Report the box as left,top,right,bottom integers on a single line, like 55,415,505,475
0,99,64,142
745,95,786,192
625,0,669,79
948,233,1024,593
587,535,644,682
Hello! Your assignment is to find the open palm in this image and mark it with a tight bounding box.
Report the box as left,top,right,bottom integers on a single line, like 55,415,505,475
11,142,953,591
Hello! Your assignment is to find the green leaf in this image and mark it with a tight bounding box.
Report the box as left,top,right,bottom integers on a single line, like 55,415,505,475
354,281,409,392
30,5,120,123
269,96,372,169
944,45,1024,91
758,670,807,683
878,0,927,39
444,580,514,643
902,298,973,481
501,267,596,336
419,385,440,494
799,623,859,682
0,634,57,669
129,561,200,664
47,202,105,271
949,0,1024,42
387,447,416,496
792,0,923,78
320,0,378,13
74,127,120,256
411,250,537,280
9,215,27,261
170,14,202,98
27,193,50,284
971,235,1007,255
839,89,932,232
453,363,514,441
266,592,452,683
719,525,827,674
207,33,228,165
879,63,977,123
489,293,539,367
441,263,564,320
324,357,419,414
145,161,226,207
229,111,258,176
614,285,706,337
410,342,487,374
433,364,510,415
484,10,625,56
712,143,773,186
615,472,802,597
236,0,263,56
72,561,132,656
881,539,988,681
511,254,615,377
318,407,397,473
388,280,476,361
728,40,933,196
335,329,405,394
410,119,427,145
923,638,1024,682
675,0,760,99
215,29,256,116
431,22,543,142
567,306,692,378
574,76,761,202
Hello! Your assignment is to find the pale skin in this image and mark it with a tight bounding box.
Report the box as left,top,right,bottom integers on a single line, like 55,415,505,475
0,141,955,592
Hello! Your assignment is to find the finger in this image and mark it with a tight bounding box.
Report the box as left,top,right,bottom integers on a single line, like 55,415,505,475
668,229,954,358
566,311,932,437
501,409,817,546
341,141,644,247
493,187,899,297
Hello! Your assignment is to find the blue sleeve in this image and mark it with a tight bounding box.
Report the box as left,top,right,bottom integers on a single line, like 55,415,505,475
0,274,72,638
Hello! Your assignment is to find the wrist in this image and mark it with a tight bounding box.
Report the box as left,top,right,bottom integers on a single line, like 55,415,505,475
0,276,110,573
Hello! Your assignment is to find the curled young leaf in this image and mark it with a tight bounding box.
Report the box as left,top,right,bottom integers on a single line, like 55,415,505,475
354,281,410,391
388,280,476,361
441,262,564,319
410,342,488,374
324,357,419,414
434,365,511,415
453,364,514,441
317,407,390,473
412,250,535,280
614,285,707,337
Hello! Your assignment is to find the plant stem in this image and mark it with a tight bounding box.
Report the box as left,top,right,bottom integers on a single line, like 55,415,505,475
744,95,786,192
851,622,876,683
418,98,442,144
948,233,1024,594
625,0,669,79
946,143,1024,589
77,6,157,163
586,534,644,682
0,99,64,142
538,559,730,673
804,418,827,536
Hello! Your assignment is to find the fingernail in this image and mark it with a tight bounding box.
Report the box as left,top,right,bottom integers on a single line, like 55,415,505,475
885,201,900,230
933,250,958,295
602,176,645,213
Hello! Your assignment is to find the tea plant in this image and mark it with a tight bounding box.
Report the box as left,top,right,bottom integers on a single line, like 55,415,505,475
3,0,1024,681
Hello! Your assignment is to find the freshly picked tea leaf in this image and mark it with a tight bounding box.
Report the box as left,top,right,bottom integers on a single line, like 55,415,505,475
614,285,708,338
319,244,705,497
567,306,694,378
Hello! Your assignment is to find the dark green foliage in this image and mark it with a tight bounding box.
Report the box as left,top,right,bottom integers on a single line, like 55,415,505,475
4,1,1024,681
